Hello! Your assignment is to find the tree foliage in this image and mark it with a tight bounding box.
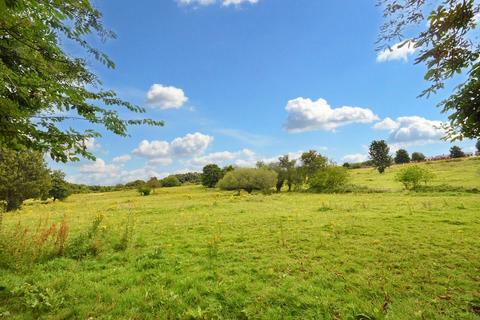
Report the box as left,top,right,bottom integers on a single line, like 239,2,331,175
278,155,300,191
0,0,163,162
49,170,71,201
411,152,426,162
0,148,51,211
369,140,392,173
161,176,181,188
476,140,480,153
308,166,349,193
377,0,480,140
299,150,327,183
394,149,411,164
217,168,277,193
395,165,435,190
201,164,223,188
449,145,465,158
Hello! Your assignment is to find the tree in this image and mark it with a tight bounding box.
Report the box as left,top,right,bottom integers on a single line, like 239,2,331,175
161,176,181,188
394,149,410,164
146,177,161,192
449,145,465,158
299,150,327,183
377,0,480,140
201,164,222,188
411,152,426,162
217,168,277,193
279,155,300,191
395,166,434,190
476,141,480,154
369,140,392,173
0,0,163,162
49,170,71,201
0,148,51,211
222,165,235,176
309,167,349,193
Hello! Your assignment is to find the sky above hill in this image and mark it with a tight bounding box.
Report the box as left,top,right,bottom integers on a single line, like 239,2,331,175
53,0,477,185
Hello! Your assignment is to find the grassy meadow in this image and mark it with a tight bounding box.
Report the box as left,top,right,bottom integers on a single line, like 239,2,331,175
1,159,479,319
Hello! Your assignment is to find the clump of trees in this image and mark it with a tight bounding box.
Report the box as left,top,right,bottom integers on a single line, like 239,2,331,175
395,166,435,190
217,168,277,193
394,149,410,164
450,146,465,158
0,148,52,211
369,140,392,173
138,186,152,196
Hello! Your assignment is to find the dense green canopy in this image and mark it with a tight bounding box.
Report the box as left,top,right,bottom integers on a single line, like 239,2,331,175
0,0,163,162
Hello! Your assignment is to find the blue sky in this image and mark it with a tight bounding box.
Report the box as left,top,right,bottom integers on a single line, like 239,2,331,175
53,0,476,185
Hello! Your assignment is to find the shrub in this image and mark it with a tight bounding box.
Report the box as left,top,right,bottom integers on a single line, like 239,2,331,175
395,165,435,190
202,164,223,188
217,168,277,193
308,167,349,192
411,152,426,162
161,176,181,187
138,186,152,196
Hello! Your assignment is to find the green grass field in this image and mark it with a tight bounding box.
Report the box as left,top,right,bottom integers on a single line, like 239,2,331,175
1,159,479,319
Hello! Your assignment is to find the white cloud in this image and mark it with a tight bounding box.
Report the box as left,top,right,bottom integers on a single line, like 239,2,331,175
83,137,101,152
177,0,257,6
133,140,170,159
285,97,378,133
74,158,164,185
112,154,132,163
190,149,254,167
374,116,446,146
342,153,368,163
377,40,416,62
132,132,213,165
170,132,213,157
146,84,188,109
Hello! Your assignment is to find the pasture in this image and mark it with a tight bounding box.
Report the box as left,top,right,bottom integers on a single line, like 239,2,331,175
1,159,479,319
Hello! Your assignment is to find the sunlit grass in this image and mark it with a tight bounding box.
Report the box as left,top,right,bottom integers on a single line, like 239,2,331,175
0,159,479,319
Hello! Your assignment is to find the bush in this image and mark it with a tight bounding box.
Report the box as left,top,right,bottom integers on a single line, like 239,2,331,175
217,168,277,193
138,186,152,196
308,167,349,192
395,165,435,190
160,176,181,187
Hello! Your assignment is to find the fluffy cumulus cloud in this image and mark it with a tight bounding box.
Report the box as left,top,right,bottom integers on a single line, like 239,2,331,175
377,40,416,62
342,153,369,163
133,140,170,159
146,84,188,109
170,133,213,157
284,97,378,132
177,0,257,6
374,116,446,146
132,132,213,165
